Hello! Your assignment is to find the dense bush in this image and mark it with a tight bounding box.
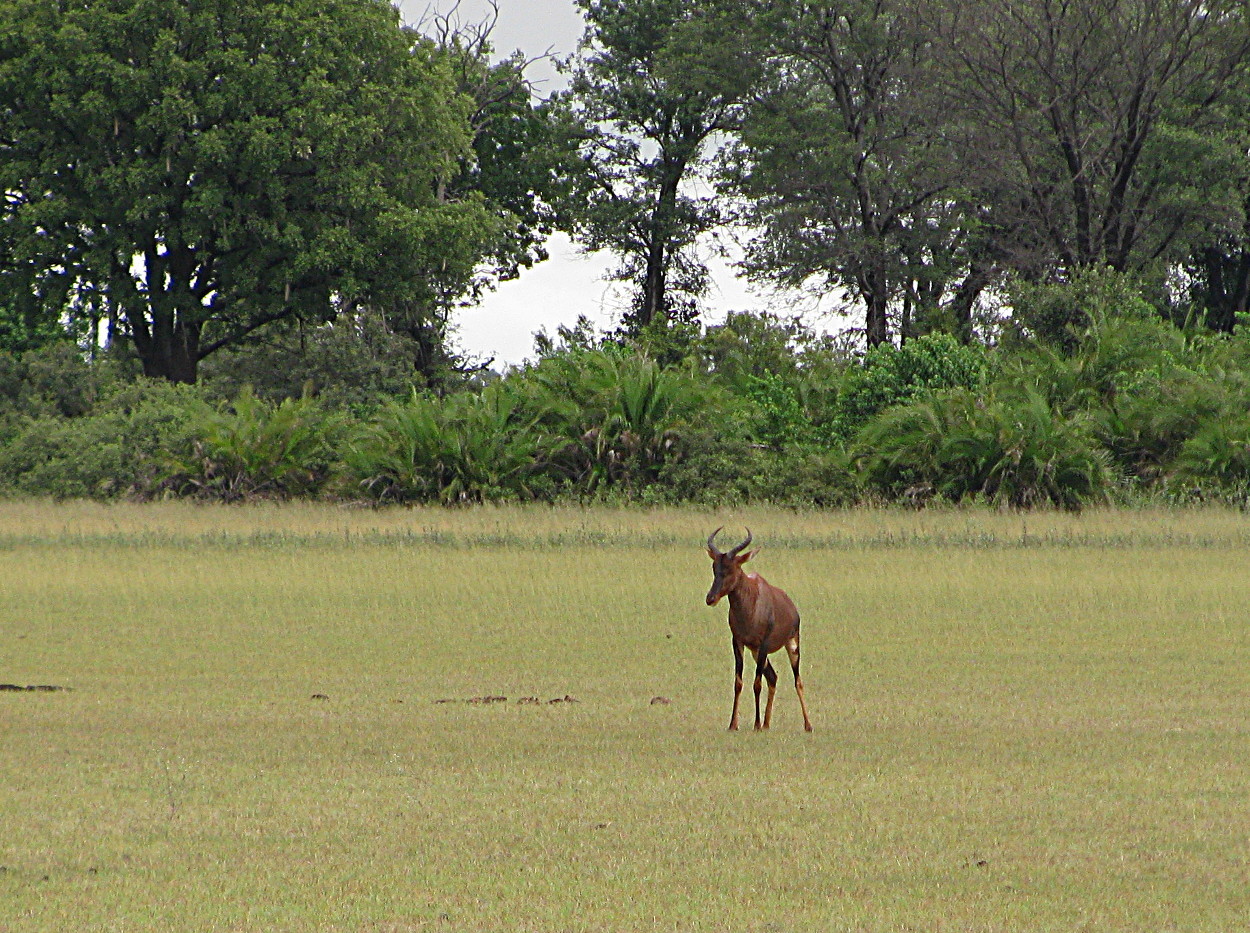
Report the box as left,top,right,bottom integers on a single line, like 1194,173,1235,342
855,386,1114,510
7,300,1250,510
1172,413,1250,498
163,389,340,500
0,379,206,498
829,333,989,441
1006,266,1158,352
512,350,712,495
342,386,544,503
198,312,430,410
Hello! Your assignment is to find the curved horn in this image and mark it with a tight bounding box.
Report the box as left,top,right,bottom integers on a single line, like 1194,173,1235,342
726,527,752,558
707,526,724,555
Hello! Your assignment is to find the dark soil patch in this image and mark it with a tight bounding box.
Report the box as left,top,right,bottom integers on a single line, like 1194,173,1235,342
0,684,71,693
434,694,580,706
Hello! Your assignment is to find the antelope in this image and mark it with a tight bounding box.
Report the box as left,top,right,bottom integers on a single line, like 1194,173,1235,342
706,527,812,732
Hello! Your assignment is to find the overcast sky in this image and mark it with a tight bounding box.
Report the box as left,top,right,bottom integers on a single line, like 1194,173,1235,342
394,0,790,367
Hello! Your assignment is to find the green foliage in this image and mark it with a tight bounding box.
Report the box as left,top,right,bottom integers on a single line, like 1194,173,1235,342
698,311,810,390
343,386,543,504
198,311,426,410
0,380,207,499
0,299,69,355
0,0,502,382
513,350,710,495
1172,413,1250,497
741,370,814,449
164,388,340,500
6,281,1250,512
0,343,102,419
856,387,1114,510
831,333,988,440
1006,266,1160,352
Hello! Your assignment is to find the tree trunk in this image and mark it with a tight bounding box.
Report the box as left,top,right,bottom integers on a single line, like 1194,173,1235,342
947,260,993,344
861,267,890,347
635,159,685,332
638,233,667,330
1201,246,1250,334
129,308,201,383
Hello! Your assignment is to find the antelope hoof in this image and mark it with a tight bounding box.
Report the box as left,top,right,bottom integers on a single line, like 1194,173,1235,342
804,723,814,733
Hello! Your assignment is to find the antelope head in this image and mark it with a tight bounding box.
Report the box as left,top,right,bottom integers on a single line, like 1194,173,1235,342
705,526,755,606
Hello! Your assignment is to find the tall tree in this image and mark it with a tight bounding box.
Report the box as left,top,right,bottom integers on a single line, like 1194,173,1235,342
405,0,578,375
933,0,1250,278
563,0,755,333
724,0,976,347
0,0,504,383
1180,77,1250,333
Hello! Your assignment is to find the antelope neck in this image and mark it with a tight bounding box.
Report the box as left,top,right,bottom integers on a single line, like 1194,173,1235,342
726,577,759,615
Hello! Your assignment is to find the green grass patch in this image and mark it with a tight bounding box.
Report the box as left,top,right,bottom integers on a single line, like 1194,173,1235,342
3,502,1249,930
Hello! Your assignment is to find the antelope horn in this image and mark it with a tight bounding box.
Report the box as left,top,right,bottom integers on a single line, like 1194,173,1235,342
707,526,724,555
726,527,752,558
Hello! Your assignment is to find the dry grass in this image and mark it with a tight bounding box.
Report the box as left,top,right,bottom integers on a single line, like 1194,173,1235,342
3,501,1249,930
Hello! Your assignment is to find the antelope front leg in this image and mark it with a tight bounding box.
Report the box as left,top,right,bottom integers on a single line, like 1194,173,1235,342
729,639,744,731
749,648,768,731
761,658,778,729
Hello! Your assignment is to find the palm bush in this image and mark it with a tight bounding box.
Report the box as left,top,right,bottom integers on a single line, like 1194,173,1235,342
1172,413,1250,496
513,350,710,495
1098,363,1248,484
164,387,340,500
856,386,1114,510
343,385,544,503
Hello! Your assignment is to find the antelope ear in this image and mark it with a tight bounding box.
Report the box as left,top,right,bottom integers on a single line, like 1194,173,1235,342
707,547,719,559
737,548,759,564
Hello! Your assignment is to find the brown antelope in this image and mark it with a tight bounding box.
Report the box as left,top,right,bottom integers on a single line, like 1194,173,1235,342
705,527,812,732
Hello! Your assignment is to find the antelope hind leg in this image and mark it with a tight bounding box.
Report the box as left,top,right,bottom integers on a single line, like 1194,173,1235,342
786,637,813,732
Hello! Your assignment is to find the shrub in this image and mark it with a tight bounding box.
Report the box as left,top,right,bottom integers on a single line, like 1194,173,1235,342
198,311,427,410
1097,362,1248,483
856,387,1114,510
163,388,340,500
1171,413,1250,497
0,380,207,499
511,350,711,495
342,385,544,503
1006,265,1158,352
830,333,988,440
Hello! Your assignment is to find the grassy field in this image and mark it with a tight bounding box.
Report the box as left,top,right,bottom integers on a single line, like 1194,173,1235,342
3,501,1250,931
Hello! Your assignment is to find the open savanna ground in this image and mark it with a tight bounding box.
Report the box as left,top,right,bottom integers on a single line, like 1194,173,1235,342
3,502,1250,931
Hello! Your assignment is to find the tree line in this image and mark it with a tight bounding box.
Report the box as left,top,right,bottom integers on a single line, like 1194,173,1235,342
2,0,1250,508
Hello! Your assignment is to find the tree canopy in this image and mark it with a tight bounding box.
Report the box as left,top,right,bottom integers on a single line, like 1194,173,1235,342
561,0,756,334
0,0,506,382
2,0,1250,373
